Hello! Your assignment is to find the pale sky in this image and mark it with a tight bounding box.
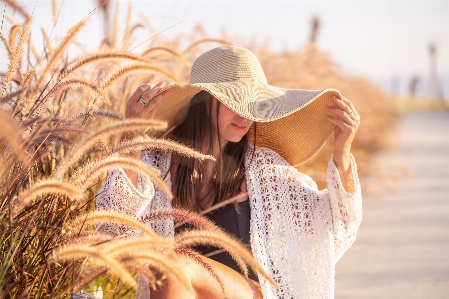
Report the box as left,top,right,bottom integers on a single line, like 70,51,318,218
2,0,449,96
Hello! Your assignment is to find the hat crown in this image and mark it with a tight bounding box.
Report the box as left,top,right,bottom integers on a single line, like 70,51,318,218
190,46,268,84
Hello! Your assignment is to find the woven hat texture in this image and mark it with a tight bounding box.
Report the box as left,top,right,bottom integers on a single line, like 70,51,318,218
155,46,342,166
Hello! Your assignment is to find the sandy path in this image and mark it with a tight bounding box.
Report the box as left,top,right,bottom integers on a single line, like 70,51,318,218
335,112,449,298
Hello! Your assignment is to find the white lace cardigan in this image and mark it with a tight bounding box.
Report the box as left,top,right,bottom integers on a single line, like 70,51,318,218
96,146,362,299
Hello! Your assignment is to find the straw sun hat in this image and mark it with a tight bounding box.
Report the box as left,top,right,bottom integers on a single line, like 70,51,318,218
154,46,342,166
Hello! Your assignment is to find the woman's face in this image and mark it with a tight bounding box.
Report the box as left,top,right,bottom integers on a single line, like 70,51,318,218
211,97,253,146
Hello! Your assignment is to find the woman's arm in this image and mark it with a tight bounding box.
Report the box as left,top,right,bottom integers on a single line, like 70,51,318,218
325,95,360,194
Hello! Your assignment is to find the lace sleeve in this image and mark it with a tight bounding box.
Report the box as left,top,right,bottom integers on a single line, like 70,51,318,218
95,167,155,236
323,154,362,261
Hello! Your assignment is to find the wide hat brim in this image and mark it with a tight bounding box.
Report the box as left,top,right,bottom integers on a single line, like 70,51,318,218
154,81,341,166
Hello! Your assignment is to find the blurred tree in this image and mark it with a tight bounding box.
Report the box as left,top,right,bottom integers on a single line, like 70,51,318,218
310,16,320,44
409,75,419,100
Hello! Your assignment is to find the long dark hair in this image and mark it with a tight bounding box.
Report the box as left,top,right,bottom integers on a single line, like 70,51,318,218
169,91,250,212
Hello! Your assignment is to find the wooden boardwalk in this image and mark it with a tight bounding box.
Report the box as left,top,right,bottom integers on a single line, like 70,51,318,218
335,112,449,299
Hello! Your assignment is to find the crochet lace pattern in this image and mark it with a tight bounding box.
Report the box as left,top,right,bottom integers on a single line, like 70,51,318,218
96,146,362,299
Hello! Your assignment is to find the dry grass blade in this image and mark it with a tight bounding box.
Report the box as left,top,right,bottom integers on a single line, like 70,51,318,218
41,27,53,55
112,136,214,161
13,179,83,218
65,210,158,237
71,155,171,197
51,244,137,288
124,251,193,294
0,30,13,56
175,229,278,288
1,18,31,97
54,118,167,179
8,23,19,48
99,63,179,90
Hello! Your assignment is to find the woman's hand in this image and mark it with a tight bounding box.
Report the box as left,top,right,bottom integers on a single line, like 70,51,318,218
325,94,360,174
120,81,168,188
121,81,168,140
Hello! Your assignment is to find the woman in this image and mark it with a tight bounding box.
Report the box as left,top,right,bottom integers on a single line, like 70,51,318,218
96,46,362,299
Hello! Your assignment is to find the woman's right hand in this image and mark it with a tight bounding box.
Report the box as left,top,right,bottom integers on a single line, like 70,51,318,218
125,81,168,120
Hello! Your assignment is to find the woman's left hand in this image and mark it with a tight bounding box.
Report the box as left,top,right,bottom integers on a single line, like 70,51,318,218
325,94,360,172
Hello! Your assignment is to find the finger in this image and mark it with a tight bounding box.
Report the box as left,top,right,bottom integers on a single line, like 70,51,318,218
139,81,166,103
129,84,154,103
325,105,355,125
143,89,169,115
325,114,353,131
341,97,359,117
331,94,352,115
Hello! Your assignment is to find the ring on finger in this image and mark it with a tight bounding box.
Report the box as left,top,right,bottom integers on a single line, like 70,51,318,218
348,110,354,116
138,96,149,106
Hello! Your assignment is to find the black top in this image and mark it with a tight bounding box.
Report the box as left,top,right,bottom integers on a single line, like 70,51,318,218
176,199,258,282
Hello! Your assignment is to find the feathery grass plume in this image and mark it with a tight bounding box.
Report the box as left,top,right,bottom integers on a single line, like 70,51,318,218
58,231,115,247
173,193,249,230
70,267,107,293
0,109,29,164
143,208,221,232
2,0,31,20
71,155,172,197
183,38,231,54
35,20,86,90
42,78,111,106
71,109,123,121
8,23,19,48
99,63,179,90
22,68,34,86
175,247,226,296
175,229,278,288
65,210,158,237
122,250,193,294
50,244,137,288
0,87,24,103
41,27,52,55
54,118,167,179
65,51,154,77
142,46,182,58
13,179,83,218
29,133,72,148
102,236,174,256
122,261,158,290
111,136,214,161
1,18,31,97
27,125,87,149
0,30,13,56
